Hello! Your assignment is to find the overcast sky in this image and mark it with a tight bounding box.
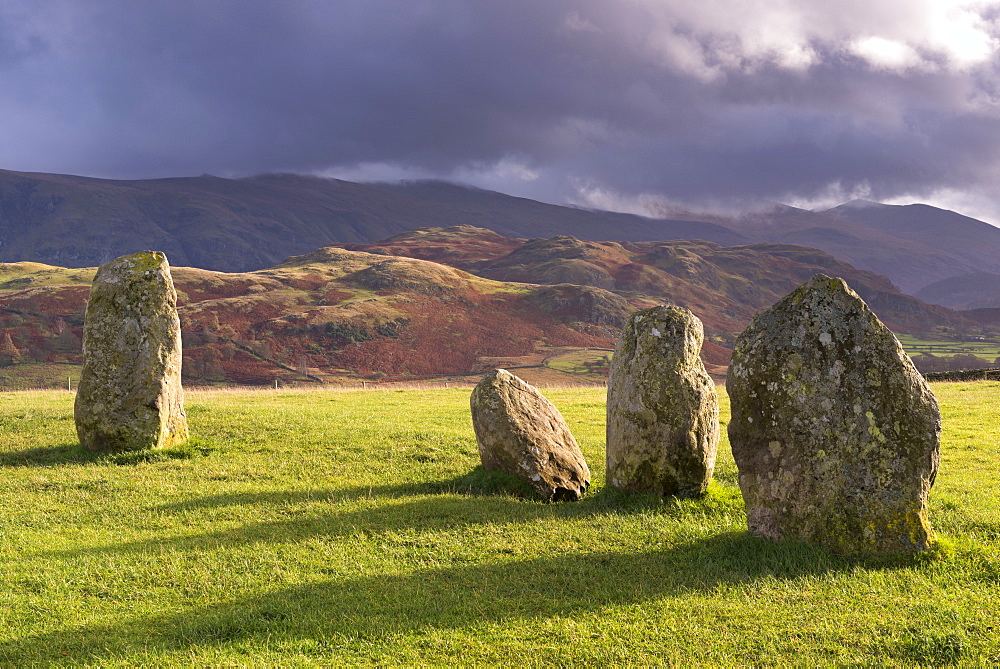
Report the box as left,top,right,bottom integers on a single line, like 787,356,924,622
3,1,1000,221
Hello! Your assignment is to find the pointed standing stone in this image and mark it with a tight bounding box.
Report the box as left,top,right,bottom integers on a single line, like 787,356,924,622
470,369,590,501
606,306,719,496
74,251,188,452
727,274,940,553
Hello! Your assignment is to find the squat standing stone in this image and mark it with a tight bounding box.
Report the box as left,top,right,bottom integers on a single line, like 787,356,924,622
75,251,188,452
470,369,590,501
606,306,719,496
727,274,939,553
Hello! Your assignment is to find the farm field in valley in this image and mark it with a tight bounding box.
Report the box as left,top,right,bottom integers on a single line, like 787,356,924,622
1,383,999,664
543,347,613,376
896,334,1000,363
8,330,998,393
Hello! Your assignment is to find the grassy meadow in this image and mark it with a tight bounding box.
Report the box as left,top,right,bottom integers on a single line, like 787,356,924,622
1,382,999,664
897,333,1000,363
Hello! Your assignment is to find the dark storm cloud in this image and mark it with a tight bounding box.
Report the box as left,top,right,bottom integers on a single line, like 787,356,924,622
0,1,589,174
2,0,1000,218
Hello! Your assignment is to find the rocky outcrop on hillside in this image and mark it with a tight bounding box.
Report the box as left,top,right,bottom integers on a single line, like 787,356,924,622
477,236,626,290
348,257,467,295
531,284,634,328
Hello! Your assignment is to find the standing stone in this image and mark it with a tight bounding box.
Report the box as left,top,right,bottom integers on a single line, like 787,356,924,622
727,274,940,553
606,306,719,496
470,369,590,501
74,251,188,452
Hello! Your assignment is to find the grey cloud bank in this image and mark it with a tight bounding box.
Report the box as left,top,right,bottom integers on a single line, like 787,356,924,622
2,1,1000,221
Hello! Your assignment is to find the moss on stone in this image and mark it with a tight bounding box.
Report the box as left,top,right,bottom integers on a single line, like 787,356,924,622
606,306,719,497
470,369,590,501
74,251,188,452
727,274,939,554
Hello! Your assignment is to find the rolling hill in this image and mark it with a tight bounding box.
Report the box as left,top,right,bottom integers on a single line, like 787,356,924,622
340,226,970,339
0,170,745,273
1,226,977,388
5,169,1000,296
0,245,633,388
915,271,1000,310
717,202,998,294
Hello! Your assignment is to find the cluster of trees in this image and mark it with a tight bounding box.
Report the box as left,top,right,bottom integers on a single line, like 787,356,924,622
580,354,612,375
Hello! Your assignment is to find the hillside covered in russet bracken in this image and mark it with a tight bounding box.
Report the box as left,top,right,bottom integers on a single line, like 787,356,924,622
0,226,981,388
340,226,970,339
0,245,627,387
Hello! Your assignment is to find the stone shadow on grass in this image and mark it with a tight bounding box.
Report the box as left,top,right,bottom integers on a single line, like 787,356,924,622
149,465,650,521
6,531,926,664
33,491,608,560
437,465,539,499
438,466,740,513
0,442,97,467
0,439,213,468
29,477,906,578
430,466,676,509
153,482,449,513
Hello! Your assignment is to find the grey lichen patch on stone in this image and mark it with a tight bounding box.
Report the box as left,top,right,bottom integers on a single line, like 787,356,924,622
74,251,189,452
470,369,590,501
606,305,719,497
727,274,940,554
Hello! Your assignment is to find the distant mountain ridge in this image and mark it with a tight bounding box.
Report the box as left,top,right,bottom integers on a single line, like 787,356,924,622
915,271,1000,310
3,169,1000,293
713,201,999,293
380,180,749,246
0,170,746,273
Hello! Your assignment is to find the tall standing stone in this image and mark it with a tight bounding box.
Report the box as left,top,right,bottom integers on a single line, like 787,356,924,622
606,306,719,496
470,369,590,501
727,274,940,553
74,251,188,452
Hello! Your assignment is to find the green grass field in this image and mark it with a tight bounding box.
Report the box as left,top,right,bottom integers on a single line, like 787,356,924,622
0,362,81,392
897,333,1000,363
1,383,999,664
544,348,612,375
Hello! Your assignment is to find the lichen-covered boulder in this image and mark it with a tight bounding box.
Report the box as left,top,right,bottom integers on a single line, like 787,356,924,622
74,251,188,452
606,306,719,496
727,274,940,554
470,369,590,501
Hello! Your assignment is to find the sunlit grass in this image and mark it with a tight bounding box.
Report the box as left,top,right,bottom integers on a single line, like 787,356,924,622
545,348,613,375
0,382,998,664
0,362,82,392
